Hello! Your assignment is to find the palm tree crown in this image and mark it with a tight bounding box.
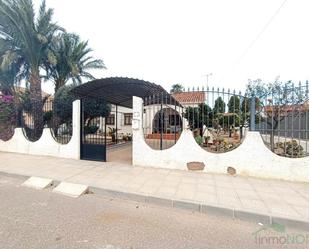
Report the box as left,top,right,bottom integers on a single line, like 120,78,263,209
47,32,105,93
0,0,61,100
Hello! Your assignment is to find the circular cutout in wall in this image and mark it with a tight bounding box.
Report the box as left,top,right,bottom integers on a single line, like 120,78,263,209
183,90,248,154
143,94,184,150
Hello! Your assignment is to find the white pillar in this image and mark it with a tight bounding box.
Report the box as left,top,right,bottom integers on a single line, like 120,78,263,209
132,96,144,165
71,99,81,159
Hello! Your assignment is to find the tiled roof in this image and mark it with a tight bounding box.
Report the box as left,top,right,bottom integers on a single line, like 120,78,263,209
265,103,309,112
172,91,205,104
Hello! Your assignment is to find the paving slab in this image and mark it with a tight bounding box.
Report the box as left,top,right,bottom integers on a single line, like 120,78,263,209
52,182,89,198
22,176,53,190
1,151,309,230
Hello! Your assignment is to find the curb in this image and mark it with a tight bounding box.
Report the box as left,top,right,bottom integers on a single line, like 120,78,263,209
1,171,309,231
88,186,309,231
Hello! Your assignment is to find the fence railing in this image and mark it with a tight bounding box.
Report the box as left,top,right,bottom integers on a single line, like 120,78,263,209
143,88,249,152
143,83,309,158
21,98,73,144
254,82,309,158
0,95,73,144
81,103,133,147
0,95,16,141
1,81,309,158
143,93,184,150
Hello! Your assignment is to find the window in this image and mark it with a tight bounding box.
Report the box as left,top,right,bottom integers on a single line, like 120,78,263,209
124,113,133,125
106,114,115,125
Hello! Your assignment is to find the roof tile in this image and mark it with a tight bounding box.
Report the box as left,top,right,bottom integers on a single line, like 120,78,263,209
172,91,205,104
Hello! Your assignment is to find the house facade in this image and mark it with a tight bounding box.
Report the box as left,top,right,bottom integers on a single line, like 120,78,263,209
103,105,133,140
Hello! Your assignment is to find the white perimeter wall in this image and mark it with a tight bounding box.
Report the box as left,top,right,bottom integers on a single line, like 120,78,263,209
132,96,309,183
0,100,81,159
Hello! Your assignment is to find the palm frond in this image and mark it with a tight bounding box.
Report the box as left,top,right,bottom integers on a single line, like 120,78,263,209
45,32,105,92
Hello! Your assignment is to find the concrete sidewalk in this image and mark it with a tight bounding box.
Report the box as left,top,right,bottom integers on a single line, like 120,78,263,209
1,151,309,229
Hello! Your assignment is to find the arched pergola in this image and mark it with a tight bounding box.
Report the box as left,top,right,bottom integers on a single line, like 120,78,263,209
70,77,174,161
70,77,169,108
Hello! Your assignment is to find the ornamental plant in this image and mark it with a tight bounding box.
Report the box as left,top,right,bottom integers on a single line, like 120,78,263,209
0,95,16,141
275,140,304,158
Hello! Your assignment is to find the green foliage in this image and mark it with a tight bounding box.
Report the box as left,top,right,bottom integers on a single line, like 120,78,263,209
213,137,235,152
0,0,62,100
0,0,61,69
46,32,105,92
19,89,33,113
53,85,110,125
194,135,203,145
246,78,305,150
213,97,225,115
0,95,15,141
184,103,213,129
221,95,242,127
84,125,99,135
43,110,53,125
170,84,184,93
83,98,110,123
246,78,305,121
0,51,22,96
222,114,241,127
53,85,74,123
18,89,52,124
228,96,240,113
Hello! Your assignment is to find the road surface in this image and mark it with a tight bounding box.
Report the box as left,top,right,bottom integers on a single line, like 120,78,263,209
0,174,307,249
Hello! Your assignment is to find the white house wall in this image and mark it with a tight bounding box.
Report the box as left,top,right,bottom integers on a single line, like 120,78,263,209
133,96,309,183
106,105,133,135
0,100,81,159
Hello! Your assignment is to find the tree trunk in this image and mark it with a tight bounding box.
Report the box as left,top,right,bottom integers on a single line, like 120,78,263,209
270,131,275,151
54,79,65,93
270,121,279,152
29,69,43,140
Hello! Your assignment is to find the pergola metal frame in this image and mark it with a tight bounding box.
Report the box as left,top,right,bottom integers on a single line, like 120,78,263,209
70,77,170,108
71,77,178,161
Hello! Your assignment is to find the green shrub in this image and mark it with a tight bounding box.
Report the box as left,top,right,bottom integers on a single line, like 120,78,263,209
84,125,98,134
0,95,16,141
195,135,203,145
43,111,53,126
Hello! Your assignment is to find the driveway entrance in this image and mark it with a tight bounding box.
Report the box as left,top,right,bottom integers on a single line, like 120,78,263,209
107,143,132,165
71,77,168,162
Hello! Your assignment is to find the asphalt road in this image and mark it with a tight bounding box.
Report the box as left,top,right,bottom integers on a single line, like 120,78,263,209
0,174,307,249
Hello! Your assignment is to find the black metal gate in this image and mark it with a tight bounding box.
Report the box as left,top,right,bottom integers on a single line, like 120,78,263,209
80,98,107,161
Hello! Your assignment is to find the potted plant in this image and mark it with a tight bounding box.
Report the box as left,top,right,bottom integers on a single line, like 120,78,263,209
204,135,211,146
108,127,119,142
122,134,128,141
195,135,203,146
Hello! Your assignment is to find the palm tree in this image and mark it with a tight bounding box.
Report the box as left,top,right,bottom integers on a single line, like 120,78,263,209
0,0,62,132
46,33,105,93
